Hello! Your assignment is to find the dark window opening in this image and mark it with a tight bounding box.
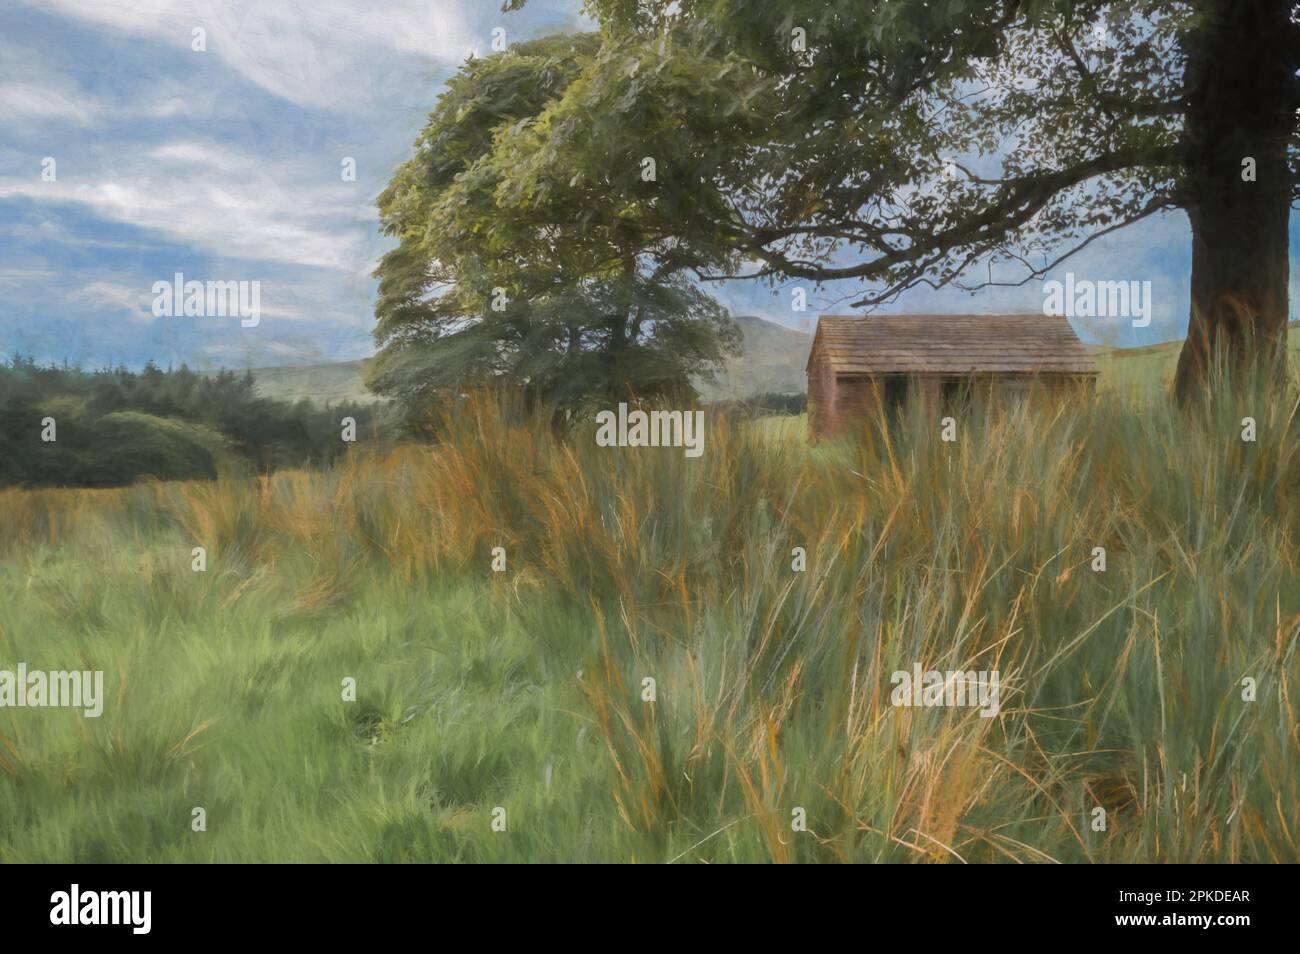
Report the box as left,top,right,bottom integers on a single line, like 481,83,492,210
882,375,908,413
941,378,972,413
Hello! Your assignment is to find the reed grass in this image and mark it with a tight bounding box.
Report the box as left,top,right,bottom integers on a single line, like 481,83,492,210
1,372,1297,862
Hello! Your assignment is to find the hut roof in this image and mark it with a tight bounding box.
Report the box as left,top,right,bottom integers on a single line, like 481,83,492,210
808,314,1097,376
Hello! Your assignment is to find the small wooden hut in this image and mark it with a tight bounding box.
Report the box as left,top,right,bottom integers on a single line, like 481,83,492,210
806,313,1097,439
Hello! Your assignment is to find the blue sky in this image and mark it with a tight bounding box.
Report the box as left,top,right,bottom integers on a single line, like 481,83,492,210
2,0,1296,370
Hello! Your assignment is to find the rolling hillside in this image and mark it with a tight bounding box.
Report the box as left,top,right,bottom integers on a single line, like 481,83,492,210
1093,321,1300,397
697,314,813,400
235,318,1300,406
241,315,814,406
241,358,377,406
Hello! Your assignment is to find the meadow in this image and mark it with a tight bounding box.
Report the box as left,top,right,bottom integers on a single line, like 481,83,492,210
1,373,1298,863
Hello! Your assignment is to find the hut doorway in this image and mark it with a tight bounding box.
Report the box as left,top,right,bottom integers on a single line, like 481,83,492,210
881,375,909,414
941,378,973,413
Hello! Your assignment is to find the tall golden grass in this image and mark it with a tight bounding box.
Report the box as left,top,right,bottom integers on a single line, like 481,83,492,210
1,376,1297,862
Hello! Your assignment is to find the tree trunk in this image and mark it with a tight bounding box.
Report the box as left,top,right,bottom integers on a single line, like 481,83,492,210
604,251,638,402
1174,0,1294,400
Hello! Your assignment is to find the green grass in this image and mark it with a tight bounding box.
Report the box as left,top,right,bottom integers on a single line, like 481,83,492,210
0,489,618,862
2,370,1298,863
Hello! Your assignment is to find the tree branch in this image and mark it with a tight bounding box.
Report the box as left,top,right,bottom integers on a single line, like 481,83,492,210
711,144,1180,285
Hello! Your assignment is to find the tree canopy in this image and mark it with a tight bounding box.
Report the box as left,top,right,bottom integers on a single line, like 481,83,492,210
499,0,1298,397
371,33,740,423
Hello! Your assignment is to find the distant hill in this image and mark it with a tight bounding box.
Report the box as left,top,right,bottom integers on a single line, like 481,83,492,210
233,317,1300,406
697,314,812,400
240,315,814,406
241,359,377,406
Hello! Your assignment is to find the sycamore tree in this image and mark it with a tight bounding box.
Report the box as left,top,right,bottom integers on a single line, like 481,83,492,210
371,33,739,425
506,0,1299,397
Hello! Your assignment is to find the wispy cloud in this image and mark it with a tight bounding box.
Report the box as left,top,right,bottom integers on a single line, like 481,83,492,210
0,81,96,124
36,0,490,111
69,279,155,321
0,139,366,269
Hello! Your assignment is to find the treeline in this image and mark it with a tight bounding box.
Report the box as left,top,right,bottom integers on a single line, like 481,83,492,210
736,392,807,416
0,357,382,488
702,391,808,418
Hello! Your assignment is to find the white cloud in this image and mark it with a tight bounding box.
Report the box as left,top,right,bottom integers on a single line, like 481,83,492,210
0,82,95,124
38,0,490,111
0,138,368,269
1,0,591,367
69,279,156,321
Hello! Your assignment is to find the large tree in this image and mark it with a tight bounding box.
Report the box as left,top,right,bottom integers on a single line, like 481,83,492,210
371,33,739,423
506,0,1299,397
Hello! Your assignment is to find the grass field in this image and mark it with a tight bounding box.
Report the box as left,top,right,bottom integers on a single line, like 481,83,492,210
2,372,1299,863
1093,321,1300,399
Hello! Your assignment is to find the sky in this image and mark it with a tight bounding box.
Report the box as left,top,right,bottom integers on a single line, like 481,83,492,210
1,0,1297,371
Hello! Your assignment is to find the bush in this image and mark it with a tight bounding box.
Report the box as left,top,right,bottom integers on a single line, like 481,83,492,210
0,357,386,488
